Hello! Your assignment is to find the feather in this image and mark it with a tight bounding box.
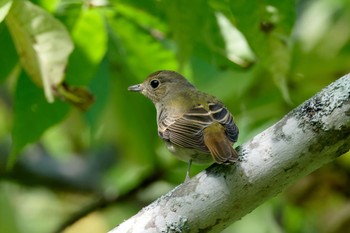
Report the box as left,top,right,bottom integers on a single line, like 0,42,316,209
158,100,239,162
203,122,238,163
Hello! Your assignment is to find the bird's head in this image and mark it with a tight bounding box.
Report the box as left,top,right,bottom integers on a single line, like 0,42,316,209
128,70,195,104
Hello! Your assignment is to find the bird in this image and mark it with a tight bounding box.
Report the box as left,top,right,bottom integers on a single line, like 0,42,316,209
128,70,239,180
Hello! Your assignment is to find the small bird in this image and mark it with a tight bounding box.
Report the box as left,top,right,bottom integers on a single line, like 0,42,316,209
128,70,239,180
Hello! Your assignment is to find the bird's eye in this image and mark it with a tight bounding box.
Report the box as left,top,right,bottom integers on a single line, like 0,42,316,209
150,79,160,89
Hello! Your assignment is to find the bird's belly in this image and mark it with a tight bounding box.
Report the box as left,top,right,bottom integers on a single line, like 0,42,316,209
165,142,213,164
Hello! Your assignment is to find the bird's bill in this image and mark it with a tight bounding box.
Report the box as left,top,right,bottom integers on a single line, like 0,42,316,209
128,84,143,92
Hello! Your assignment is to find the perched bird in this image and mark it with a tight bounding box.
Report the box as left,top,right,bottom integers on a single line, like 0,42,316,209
128,70,239,179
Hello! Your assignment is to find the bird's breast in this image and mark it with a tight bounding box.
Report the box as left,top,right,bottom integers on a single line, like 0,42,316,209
164,141,213,164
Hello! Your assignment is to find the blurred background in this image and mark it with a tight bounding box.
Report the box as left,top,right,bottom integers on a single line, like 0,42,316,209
1,0,350,232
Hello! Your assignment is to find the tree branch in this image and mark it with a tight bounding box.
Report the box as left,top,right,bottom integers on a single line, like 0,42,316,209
109,74,350,233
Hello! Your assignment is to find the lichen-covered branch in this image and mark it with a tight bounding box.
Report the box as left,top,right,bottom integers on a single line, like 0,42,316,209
109,74,350,233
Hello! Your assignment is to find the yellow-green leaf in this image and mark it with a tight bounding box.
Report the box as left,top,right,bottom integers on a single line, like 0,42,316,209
0,0,12,23
65,8,107,85
5,0,73,102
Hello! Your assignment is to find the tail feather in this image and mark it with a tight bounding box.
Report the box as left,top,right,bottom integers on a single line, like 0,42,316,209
203,122,238,164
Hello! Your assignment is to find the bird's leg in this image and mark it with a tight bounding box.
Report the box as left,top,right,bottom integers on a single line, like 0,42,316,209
185,160,192,182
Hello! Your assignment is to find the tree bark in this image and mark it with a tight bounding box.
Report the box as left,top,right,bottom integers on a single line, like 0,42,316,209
109,74,350,233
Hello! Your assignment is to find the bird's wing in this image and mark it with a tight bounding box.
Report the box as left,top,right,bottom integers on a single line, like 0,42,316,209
205,102,239,143
158,102,239,156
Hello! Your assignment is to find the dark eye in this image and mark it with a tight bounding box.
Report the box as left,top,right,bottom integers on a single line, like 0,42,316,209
150,79,160,89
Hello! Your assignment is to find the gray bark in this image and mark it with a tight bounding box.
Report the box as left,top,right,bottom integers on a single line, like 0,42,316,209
109,74,350,233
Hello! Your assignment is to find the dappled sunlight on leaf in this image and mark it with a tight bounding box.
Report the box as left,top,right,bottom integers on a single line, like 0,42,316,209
215,12,256,67
0,0,12,23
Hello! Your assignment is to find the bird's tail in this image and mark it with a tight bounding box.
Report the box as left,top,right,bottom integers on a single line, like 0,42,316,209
203,122,238,164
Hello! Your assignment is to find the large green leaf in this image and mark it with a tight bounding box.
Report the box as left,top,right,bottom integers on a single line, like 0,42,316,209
215,12,256,67
108,3,177,78
226,0,296,104
162,0,221,68
0,23,18,83
55,0,83,31
227,0,295,56
5,0,73,102
85,55,110,132
10,71,69,166
65,8,107,85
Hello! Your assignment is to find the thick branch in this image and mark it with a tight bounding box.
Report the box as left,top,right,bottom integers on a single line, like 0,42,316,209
109,74,350,233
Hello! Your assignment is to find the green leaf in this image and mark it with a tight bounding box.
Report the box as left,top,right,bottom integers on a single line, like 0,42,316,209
215,12,256,67
85,55,110,131
55,0,83,31
227,0,295,104
5,0,73,102
107,3,177,78
0,0,12,23
33,0,59,13
0,23,18,83
162,0,219,68
65,8,107,85
10,71,69,166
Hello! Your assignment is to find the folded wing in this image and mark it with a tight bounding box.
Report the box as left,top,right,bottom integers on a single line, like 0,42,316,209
158,101,239,162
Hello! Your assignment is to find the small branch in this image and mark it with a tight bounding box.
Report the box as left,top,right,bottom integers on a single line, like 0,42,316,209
109,74,350,233
54,169,165,233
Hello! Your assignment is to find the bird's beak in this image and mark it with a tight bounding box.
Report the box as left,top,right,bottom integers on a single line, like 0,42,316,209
128,84,143,92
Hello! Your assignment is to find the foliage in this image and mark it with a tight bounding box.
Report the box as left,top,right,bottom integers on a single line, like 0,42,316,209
0,0,349,232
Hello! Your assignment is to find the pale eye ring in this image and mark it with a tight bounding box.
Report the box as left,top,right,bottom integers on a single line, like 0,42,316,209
150,79,160,89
